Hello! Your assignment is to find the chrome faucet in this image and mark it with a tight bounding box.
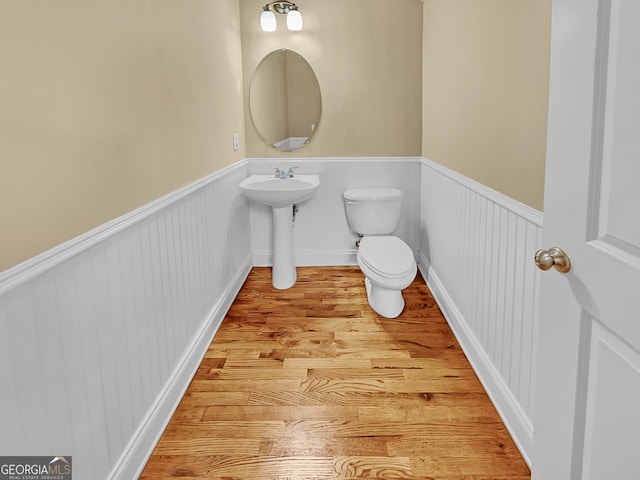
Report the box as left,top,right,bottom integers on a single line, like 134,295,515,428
272,166,298,179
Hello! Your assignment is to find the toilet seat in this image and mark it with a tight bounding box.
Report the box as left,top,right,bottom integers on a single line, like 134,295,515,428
356,236,417,317
358,236,415,278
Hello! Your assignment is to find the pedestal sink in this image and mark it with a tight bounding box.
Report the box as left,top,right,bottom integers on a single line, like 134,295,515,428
239,174,320,289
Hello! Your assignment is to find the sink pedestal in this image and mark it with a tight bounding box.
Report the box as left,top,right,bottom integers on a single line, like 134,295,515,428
271,205,296,289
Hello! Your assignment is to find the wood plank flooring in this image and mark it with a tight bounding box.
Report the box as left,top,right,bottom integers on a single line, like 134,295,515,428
141,266,530,479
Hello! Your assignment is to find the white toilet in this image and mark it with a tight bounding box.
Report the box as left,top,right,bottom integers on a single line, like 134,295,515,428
343,187,417,318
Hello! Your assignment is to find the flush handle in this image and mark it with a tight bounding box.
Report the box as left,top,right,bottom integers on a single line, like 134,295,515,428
535,247,571,274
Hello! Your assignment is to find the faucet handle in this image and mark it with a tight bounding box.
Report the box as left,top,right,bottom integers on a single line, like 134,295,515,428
287,166,299,177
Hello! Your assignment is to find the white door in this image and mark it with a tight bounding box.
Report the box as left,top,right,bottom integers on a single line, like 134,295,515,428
533,0,640,479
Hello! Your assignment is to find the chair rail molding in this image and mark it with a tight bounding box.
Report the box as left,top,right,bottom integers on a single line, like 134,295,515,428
419,157,543,466
0,161,253,480
0,155,541,476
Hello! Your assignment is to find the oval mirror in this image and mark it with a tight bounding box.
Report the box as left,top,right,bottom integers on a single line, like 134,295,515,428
249,49,322,151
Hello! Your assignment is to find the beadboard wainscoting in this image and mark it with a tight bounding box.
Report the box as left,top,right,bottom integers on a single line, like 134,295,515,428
1,156,542,478
419,158,542,465
0,163,252,480
245,157,422,267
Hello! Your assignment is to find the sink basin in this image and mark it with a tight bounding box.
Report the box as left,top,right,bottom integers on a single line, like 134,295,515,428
239,174,320,208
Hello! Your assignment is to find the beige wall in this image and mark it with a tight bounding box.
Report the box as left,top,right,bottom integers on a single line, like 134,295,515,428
0,0,246,271
240,0,423,158
422,0,551,211
1,0,551,270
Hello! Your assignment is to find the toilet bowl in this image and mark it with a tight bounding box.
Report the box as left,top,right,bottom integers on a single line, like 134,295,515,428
357,235,417,318
343,187,417,318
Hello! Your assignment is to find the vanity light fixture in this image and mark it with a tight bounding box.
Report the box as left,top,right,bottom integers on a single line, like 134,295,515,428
260,2,303,32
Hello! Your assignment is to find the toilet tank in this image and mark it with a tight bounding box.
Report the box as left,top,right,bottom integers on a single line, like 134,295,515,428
343,187,403,235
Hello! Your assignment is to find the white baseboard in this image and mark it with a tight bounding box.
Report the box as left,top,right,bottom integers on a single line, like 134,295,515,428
418,255,533,467
0,160,253,479
419,157,542,466
1,154,540,477
110,256,252,480
252,249,358,267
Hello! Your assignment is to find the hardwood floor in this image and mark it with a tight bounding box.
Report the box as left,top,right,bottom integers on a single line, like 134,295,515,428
141,266,530,479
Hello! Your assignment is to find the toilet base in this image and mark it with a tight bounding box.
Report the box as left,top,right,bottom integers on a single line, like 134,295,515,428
364,277,406,318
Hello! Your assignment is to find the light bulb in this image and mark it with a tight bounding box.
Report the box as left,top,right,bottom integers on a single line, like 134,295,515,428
260,9,277,32
286,9,302,31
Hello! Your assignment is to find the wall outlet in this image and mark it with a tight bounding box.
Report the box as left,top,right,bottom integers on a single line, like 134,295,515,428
232,133,239,151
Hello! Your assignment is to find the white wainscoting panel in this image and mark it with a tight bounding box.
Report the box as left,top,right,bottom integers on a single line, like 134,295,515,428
419,158,543,466
0,162,252,480
245,157,422,266
0,155,542,476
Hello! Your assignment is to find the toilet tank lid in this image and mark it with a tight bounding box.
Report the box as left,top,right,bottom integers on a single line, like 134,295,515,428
343,187,403,201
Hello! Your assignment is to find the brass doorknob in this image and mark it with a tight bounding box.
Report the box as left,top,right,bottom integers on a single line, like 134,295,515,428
535,247,571,273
